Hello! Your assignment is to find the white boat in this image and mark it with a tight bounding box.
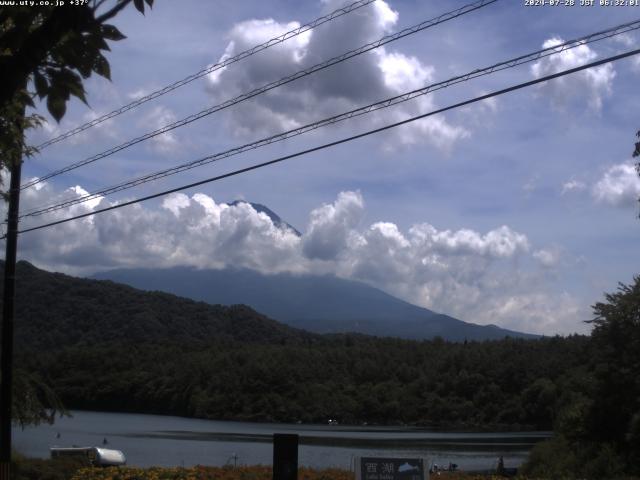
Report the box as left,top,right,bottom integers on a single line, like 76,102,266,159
50,446,126,466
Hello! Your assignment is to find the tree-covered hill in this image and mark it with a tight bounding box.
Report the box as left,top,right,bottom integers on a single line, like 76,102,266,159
1,260,315,351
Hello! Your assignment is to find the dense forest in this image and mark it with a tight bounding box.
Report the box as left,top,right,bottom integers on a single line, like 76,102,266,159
19,335,588,429
3,261,640,477
521,277,640,478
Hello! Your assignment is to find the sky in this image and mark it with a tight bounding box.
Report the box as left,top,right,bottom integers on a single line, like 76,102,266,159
7,0,640,336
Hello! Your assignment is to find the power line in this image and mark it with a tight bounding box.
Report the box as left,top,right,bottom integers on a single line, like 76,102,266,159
33,0,377,151
22,0,498,190
12,47,640,237
21,18,640,219
22,18,639,216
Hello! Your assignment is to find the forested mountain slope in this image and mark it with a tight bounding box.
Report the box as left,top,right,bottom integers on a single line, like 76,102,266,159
1,260,314,351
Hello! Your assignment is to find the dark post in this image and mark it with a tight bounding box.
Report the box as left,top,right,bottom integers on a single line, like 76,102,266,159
0,157,23,480
273,433,298,480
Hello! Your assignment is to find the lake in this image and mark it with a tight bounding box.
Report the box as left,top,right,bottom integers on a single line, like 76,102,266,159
14,411,550,471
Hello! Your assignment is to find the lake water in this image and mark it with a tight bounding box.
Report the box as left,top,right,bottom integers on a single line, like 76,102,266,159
14,411,550,471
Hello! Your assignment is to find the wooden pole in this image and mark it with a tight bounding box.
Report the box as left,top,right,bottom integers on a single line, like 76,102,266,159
0,142,23,480
273,433,298,480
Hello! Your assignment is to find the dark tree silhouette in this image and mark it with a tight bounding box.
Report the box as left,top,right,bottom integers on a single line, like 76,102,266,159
0,0,153,428
0,0,153,119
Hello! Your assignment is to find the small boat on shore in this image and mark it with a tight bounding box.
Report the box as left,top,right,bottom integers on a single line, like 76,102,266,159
50,446,126,466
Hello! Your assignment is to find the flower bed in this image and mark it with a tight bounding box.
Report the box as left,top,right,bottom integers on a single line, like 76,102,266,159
70,465,517,480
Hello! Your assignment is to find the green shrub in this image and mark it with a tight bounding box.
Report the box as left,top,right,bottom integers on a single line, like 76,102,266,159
11,452,86,480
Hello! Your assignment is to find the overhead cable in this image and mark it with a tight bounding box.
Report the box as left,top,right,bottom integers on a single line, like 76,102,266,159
34,0,378,151
21,18,640,218
22,0,498,190
11,47,640,237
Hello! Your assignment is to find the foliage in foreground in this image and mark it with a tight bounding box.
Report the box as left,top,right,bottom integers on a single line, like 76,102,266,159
68,465,522,480
71,465,349,480
1,0,155,430
522,276,640,479
12,457,640,480
11,452,86,480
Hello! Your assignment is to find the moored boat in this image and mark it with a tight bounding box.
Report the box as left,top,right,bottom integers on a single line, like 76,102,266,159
50,446,126,466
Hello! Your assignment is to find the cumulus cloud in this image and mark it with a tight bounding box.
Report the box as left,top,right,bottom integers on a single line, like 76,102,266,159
530,38,616,111
592,162,640,207
205,0,468,150
15,186,303,274
302,191,364,260
5,181,585,335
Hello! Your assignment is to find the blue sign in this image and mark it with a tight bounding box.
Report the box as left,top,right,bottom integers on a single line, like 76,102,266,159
357,457,427,480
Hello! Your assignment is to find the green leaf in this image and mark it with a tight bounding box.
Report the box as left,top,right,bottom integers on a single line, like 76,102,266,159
61,69,89,106
133,0,145,14
69,85,88,106
47,93,66,122
79,31,110,56
101,24,126,42
92,34,111,52
75,51,93,78
33,71,48,99
93,53,111,80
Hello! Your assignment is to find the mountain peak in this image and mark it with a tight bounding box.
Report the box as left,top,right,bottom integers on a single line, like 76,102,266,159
227,200,301,236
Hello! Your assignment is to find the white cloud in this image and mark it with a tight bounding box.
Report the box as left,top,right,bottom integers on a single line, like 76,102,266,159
69,185,103,211
480,95,499,114
533,247,561,268
371,0,399,30
612,33,635,48
531,37,616,111
592,162,640,207
204,0,468,151
302,191,364,260
127,86,157,100
479,292,584,335
7,181,586,335
162,192,191,216
561,178,587,195
378,51,434,92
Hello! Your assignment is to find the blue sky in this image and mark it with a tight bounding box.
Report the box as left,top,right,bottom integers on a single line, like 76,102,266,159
12,0,640,335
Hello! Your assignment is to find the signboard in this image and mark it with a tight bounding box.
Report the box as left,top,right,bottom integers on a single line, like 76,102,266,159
355,457,428,480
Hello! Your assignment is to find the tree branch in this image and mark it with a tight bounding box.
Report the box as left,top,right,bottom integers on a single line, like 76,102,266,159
95,0,132,23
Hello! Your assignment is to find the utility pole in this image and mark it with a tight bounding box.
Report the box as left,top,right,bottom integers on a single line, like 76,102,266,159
0,111,24,480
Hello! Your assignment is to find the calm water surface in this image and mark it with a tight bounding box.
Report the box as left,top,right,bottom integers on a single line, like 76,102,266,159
14,411,550,470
